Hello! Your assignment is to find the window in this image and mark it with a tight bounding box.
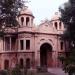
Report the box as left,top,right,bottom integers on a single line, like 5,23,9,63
26,40,30,50
20,58,24,69
4,60,9,69
60,42,63,50
55,22,57,29
11,37,16,50
20,40,24,50
26,17,29,26
5,37,10,51
59,22,62,29
21,17,24,25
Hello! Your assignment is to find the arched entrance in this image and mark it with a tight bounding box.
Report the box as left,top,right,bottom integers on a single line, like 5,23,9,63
26,58,30,69
4,60,9,69
40,43,52,67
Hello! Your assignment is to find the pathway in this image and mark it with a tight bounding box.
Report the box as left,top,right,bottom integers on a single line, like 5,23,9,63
48,68,68,75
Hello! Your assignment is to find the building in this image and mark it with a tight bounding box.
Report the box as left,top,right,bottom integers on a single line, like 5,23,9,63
0,7,65,70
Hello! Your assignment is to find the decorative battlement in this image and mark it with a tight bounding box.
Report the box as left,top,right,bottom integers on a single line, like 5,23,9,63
4,27,18,34
0,27,18,35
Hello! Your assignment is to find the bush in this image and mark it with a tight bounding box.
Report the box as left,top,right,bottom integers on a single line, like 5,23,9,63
11,64,21,75
0,70,8,75
36,66,47,72
66,64,75,73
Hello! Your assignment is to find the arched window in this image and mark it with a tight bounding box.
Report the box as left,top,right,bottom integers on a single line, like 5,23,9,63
20,40,24,50
5,37,10,51
26,58,30,69
4,60,9,69
59,22,62,29
26,17,29,26
60,42,63,50
21,17,24,25
26,40,30,50
55,22,58,29
20,58,24,69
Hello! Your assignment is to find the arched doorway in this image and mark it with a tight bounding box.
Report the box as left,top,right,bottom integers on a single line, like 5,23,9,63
20,58,24,69
40,43,52,67
4,60,9,69
26,58,30,69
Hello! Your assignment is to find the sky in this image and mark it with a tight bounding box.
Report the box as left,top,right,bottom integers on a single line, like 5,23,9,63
26,0,68,25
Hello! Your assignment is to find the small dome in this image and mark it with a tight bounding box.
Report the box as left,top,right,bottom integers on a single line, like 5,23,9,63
20,6,33,16
51,12,60,21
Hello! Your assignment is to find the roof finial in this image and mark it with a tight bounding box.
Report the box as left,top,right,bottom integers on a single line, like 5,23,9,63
55,12,58,15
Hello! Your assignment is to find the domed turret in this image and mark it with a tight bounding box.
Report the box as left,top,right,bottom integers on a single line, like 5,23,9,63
51,12,60,21
18,6,34,27
20,6,34,17
51,12,64,31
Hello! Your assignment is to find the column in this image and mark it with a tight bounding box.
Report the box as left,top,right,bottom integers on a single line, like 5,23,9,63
10,37,11,51
37,51,40,67
58,21,59,30
52,51,58,67
24,39,26,50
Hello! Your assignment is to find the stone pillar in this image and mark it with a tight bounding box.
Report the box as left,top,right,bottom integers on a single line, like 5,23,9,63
52,51,58,67
53,22,55,28
29,17,31,27
34,50,37,68
55,51,58,68
4,37,5,51
58,22,59,30
24,39,26,50
1,55,4,69
18,39,20,50
37,51,40,67
10,37,11,51
62,22,64,30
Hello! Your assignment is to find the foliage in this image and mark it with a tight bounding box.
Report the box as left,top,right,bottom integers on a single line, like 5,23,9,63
11,64,21,75
24,66,28,75
58,54,65,64
59,0,75,74
0,0,25,27
59,0,75,25
0,70,8,75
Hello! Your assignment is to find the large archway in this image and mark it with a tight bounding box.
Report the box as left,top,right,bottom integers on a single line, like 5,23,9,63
40,43,52,67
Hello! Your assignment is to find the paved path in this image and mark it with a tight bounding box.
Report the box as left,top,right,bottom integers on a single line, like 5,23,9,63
36,72,55,75
28,68,68,75
48,68,68,75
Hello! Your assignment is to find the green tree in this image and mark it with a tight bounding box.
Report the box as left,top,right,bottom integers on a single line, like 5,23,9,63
59,0,75,75
0,0,26,27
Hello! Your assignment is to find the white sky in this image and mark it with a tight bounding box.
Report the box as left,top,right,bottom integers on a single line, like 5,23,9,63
26,0,68,25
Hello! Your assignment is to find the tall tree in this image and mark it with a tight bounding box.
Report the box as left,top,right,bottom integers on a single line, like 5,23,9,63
59,0,75,74
0,0,26,27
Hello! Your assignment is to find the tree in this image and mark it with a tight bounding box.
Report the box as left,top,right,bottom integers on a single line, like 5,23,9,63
0,0,26,28
59,0,75,75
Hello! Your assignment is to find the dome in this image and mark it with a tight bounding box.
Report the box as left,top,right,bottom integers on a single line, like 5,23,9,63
20,6,33,16
51,12,60,21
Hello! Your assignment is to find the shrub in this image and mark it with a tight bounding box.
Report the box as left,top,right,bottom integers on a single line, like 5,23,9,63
11,64,21,75
0,70,8,75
